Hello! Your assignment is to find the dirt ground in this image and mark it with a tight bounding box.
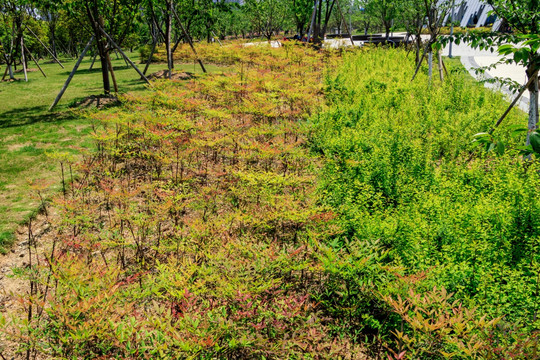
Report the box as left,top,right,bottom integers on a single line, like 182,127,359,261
71,94,120,109
147,69,194,81
0,211,56,359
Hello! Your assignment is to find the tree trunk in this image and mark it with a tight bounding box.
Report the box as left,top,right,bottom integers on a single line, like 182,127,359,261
21,37,28,82
320,0,336,40
428,48,433,83
107,52,118,93
166,1,173,78
438,51,444,82
96,27,110,94
49,36,94,111
416,34,422,65
143,41,157,76
8,63,14,80
89,53,98,70
314,0,323,43
50,26,57,58
526,67,539,145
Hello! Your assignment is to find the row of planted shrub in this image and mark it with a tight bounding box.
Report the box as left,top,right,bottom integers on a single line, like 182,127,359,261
5,43,539,359
2,43,378,359
140,41,319,66
309,47,539,358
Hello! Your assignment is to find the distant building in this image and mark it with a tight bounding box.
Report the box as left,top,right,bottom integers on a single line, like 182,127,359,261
444,0,502,30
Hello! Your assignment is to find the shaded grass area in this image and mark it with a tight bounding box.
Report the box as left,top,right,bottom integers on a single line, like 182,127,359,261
0,54,226,252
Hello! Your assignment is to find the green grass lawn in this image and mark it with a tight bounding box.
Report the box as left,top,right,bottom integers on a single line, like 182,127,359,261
0,53,224,252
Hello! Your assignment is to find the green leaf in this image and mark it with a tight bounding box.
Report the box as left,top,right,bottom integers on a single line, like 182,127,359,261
498,44,515,55
495,141,505,156
473,132,491,138
529,132,540,153
509,126,528,138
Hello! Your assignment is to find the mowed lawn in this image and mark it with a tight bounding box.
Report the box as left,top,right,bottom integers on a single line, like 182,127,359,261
0,52,224,252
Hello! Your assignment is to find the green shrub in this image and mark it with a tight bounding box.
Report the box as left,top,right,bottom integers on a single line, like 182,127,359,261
310,48,540,358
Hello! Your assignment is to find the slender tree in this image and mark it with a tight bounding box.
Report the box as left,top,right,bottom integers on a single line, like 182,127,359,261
487,0,540,146
290,0,312,37
365,0,399,40
312,0,337,43
400,0,426,65
0,0,29,80
35,0,60,57
56,0,142,94
411,0,453,82
244,0,289,40
448,0,540,147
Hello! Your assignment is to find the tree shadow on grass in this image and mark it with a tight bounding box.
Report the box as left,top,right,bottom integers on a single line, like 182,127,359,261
121,79,152,88
61,65,132,76
0,105,78,129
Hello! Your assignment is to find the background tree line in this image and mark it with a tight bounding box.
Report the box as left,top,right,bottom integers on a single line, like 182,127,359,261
1,0,537,130
0,0,441,64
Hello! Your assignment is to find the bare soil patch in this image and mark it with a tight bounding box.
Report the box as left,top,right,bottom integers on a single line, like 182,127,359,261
14,68,38,74
0,211,55,359
147,69,195,81
71,94,120,109
7,143,32,152
1,78,22,83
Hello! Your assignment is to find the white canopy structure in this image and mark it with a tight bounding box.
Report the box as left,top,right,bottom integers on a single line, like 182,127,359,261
444,0,501,30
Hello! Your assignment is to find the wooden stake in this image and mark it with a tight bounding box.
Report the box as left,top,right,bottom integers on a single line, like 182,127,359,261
98,27,151,84
23,44,46,77
0,39,11,74
26,26,64,69
172,35,182,53
411,40,432,81
89,53,98,70
171,6,206,73
106,52,119,93
49,36,94,111
335,0,355,47
165,1,173,79
115,49,128,67
143,41,157,76
21,37,28,82
441,56,449,77
428,50,433,82
1,66,8,82
0,49,10,81
307,0,319,42
490,71,539,134
437,51,444,82
144,25,160,75
212,31,223,46
56,40,71,58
